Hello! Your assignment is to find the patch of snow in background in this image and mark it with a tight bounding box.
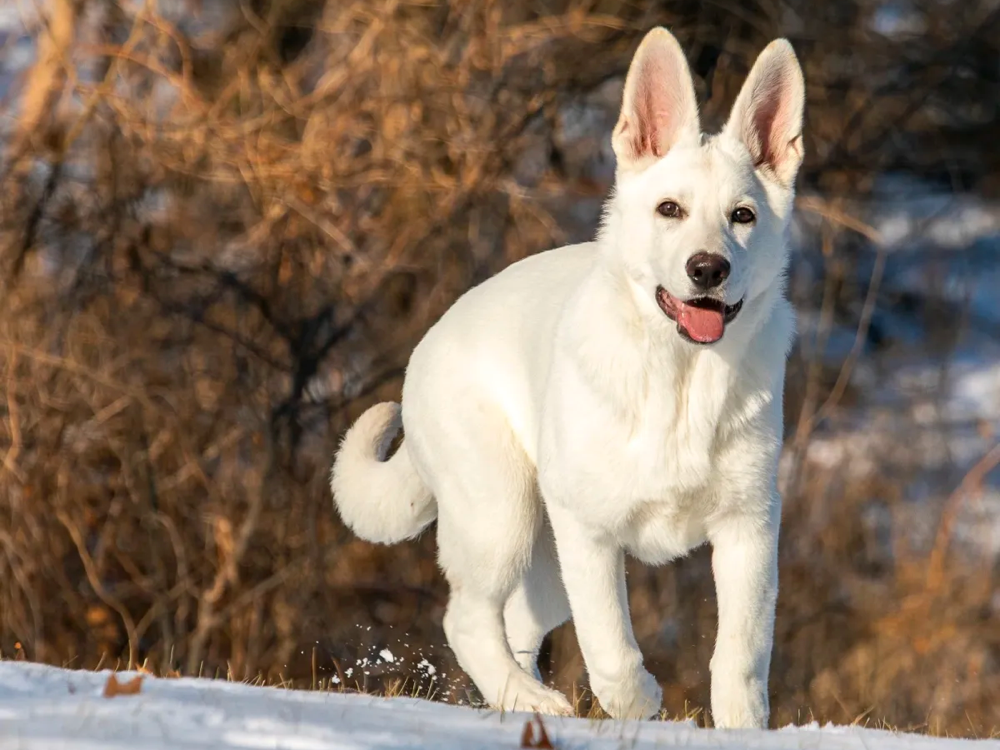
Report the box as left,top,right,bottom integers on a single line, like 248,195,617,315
789,177,1000,561
870,2,928,37
0,6,34,107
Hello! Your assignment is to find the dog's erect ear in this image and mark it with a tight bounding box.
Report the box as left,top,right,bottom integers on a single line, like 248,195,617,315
724,39,805,187
612,28,700,171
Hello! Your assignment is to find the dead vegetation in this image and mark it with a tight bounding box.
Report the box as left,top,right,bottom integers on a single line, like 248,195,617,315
1,0,999,737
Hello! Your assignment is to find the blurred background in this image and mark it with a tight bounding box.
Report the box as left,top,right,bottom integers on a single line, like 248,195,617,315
1,0,999,735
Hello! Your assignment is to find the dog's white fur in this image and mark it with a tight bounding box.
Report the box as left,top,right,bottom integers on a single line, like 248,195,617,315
331,27,805,728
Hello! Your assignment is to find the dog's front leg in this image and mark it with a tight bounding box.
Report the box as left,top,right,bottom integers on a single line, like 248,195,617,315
706,503,780,729
546,503,662,719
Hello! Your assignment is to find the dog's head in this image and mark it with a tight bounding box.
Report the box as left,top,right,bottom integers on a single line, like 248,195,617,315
602,28,805,345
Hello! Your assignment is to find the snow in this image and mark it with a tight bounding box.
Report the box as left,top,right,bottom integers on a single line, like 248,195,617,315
0,662,994,749
870,3,927,38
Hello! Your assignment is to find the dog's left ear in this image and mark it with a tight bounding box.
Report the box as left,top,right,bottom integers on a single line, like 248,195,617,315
723,39,805,187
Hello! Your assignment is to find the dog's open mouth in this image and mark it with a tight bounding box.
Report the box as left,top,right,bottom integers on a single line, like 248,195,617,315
655,287,743,344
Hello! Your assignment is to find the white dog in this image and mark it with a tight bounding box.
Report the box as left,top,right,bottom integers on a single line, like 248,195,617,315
331,26,804,729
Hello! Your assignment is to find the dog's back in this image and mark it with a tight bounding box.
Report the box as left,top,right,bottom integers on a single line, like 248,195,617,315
404,241,598,463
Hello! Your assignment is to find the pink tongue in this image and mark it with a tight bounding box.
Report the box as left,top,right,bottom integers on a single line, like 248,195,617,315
678,303,725,343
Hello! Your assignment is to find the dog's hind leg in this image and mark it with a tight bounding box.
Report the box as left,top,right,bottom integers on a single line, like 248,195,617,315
423,407,572,716
438,513,573,715
504,522,570,682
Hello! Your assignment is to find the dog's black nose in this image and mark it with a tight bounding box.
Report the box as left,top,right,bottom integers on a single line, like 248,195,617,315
685,252,730,291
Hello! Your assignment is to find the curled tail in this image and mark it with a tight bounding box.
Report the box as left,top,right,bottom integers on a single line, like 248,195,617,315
330,402,436,544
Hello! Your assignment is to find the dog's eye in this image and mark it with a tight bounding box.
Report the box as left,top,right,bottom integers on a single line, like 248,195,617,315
657,201,683,219
731,207,755,224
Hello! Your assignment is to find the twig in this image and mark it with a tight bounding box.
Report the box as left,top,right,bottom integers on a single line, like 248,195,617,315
56,510,140,669
926,442,1000,591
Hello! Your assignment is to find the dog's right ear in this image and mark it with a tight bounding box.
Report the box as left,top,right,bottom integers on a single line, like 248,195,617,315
612,28,700,172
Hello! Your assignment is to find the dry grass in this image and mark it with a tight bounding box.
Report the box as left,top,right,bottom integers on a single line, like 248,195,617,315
1,0,999,738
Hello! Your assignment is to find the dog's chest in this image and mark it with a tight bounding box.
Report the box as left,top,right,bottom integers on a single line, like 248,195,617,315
548,405,720,561
621,495,711,564
542,361,729,521
638,374,722,473
574,381,734,561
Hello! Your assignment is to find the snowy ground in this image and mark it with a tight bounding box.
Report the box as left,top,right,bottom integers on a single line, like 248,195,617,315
0,662,995,750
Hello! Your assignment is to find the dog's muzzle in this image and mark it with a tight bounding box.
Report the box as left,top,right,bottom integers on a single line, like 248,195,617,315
655,287,743,344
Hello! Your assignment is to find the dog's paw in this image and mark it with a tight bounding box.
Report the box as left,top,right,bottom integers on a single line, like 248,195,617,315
496,671,574,716
594,669,662,720
524,689,575,717
710,676,768,729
